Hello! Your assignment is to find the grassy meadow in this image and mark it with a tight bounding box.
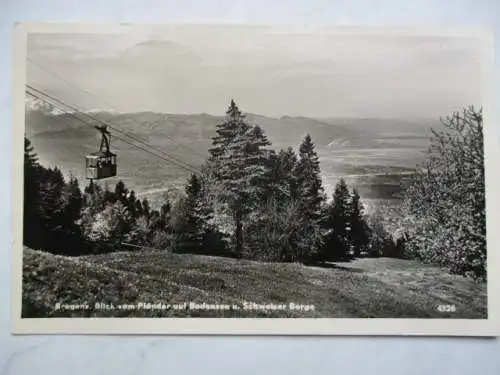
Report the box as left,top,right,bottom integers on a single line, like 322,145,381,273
22,246,487,319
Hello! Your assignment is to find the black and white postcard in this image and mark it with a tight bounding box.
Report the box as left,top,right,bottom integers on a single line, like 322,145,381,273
11,23,499,335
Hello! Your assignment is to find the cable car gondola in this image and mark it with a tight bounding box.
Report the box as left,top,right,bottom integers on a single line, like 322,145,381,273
85,125,117,180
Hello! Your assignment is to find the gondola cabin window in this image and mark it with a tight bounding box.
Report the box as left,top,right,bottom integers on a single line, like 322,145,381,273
85,152,117,180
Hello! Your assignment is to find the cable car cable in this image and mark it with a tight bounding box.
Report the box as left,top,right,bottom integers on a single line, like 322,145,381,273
27,58,208,160
26,90,201,175
26,91,199,175
26,85,200,174
26,84,199,172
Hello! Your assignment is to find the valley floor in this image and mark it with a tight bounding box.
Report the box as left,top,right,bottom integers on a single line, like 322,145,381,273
21,247,487,319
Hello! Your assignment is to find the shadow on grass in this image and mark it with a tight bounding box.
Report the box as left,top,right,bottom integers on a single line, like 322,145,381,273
306,260,365,273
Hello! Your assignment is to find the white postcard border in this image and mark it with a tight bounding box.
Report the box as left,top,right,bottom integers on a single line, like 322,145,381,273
11,22,500,336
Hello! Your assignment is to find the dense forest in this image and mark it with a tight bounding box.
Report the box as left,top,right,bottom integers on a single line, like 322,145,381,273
23,101,486,281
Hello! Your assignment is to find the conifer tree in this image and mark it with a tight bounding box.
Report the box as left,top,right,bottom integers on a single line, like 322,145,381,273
23,137,42,248
208,100,273,256
291,134,326,259
24,138,86,253
322,178,352,261
294,134,325,221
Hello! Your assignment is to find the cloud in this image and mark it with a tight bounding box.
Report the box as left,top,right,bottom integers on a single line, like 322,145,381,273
26,28,483,118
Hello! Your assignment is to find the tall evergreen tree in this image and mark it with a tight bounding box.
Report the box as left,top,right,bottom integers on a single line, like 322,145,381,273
208,100,274,256
294,134,325,221
322,178,351,261
23,137,42,248
291,134,326,260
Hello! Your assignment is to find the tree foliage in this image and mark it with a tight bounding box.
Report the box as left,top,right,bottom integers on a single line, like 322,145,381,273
348,189,370,257
24,137,86,255
294,134,326,221
172,173,218,254
23,137,42,248
366,208,398,258
321,178,352,261
401,106,486,280
23,102,376,263
273,147,299,201
206,100,274,256
28,101,480,275
244,198,305,262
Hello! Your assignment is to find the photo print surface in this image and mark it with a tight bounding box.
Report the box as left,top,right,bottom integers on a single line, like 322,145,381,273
11,23,499,335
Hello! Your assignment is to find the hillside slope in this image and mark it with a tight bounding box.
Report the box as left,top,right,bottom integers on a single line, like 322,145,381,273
22,247,486,319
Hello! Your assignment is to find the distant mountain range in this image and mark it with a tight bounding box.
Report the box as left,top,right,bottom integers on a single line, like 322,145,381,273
25,107,440,209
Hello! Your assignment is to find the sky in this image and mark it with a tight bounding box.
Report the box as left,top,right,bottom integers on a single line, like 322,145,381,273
26,26,485,118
